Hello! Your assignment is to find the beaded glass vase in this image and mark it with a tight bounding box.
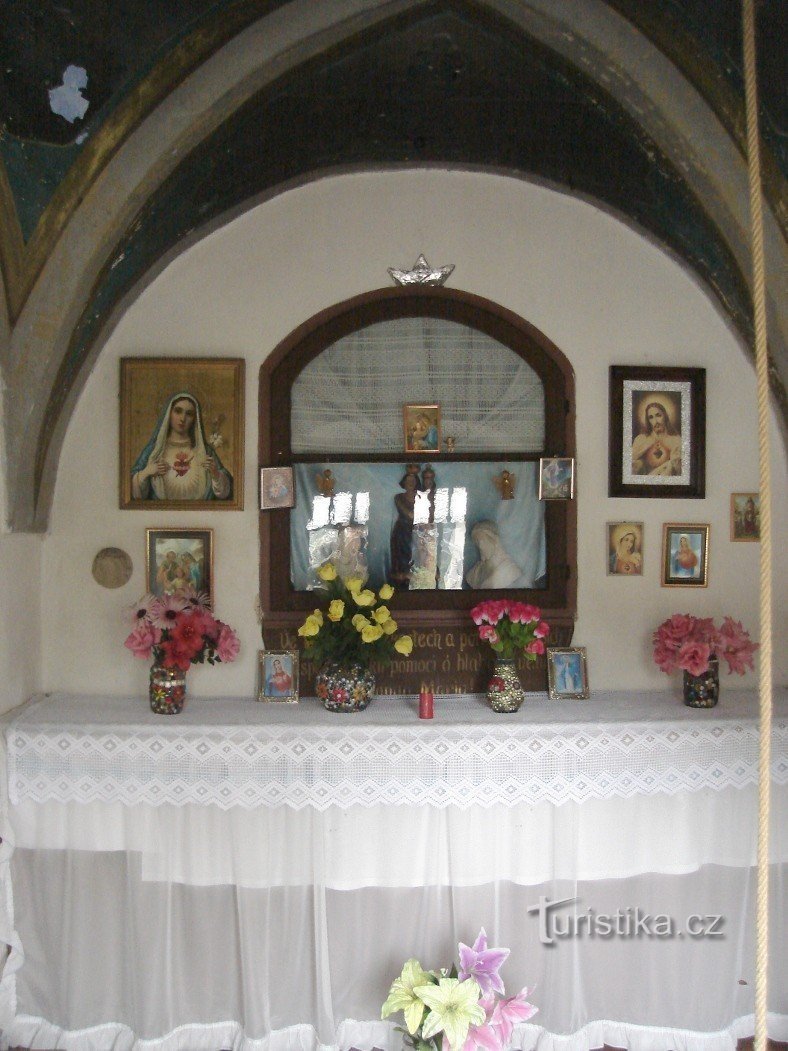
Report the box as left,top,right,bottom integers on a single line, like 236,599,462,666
149,662,187,714
487,657,525,713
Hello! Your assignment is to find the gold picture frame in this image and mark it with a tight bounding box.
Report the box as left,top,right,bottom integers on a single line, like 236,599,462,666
730,492,760,542
403,403,441,454
146,527,214,604
547,647,589,699
258,649,299,702
120,357,244,510
661,523,709,587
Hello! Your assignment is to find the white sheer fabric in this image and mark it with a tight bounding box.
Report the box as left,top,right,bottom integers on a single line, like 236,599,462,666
290,318,545,454
4,857,787,1051
2,692,786,1051
9,786,786,888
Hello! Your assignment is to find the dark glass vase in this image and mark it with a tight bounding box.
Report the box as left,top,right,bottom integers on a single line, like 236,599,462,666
149,662,187,714
683,657,719,708
316,660,375,712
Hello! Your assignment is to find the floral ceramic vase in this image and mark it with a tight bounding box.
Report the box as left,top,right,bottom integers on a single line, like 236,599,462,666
316,661,375,712
487,657,525,713
149,662,187,714
683,657,719,708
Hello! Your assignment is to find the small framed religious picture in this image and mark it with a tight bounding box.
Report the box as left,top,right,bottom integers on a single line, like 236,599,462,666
403,403,441,454
258,649,299,702
146,527,213,604
120,357,244,510
607,521,644,576
260,466,295,510
661,523,709,587
730,492,760,542
608,365,705,498
547,647,589,699
539,457,575,500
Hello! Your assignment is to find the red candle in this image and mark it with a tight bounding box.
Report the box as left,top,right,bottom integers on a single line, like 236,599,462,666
419,687,434,719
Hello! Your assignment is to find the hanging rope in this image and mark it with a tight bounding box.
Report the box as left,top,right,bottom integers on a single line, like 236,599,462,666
741,3,773,1050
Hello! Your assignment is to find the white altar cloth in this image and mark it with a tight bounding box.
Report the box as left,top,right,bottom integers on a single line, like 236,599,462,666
8,690,787,810
2,690,786,1051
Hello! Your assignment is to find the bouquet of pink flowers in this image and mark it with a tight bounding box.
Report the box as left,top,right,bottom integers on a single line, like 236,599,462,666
470,600,549,661
124,591,240,671
382,928,537,1051
652,614,758,677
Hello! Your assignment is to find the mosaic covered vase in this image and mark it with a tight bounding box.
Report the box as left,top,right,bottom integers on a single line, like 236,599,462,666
149,661,187,715
316,660,375,712
486,657,525,713
683,657,719,708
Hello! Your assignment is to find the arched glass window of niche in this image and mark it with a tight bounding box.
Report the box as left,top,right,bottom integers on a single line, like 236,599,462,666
259,288,576,639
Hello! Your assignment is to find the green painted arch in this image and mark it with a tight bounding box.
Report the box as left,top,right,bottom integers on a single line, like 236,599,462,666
2,0,784,531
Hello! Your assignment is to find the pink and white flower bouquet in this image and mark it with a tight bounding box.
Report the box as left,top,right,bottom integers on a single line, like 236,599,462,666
124,591,240,671
382,928,537,1051
470,600,549,661
652,614,758,677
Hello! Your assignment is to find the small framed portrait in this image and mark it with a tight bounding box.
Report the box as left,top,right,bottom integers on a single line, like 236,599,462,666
607,521,643,576
403,404,441,454
539,457,575,500
547,647,589,699
146,528,213,603
730,493,760,542
260,466,295,510
609,365,705,498
120,357,244,510
661,523,709,587
258,649,299,702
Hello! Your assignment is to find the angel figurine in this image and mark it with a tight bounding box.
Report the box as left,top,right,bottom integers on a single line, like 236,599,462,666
494,469,515,500
316,469,335,497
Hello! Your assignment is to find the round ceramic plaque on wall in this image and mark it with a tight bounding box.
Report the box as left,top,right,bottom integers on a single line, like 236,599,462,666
91,547,133,589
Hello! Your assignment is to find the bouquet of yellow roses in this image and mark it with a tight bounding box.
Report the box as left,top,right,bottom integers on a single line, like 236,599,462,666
297,562,413,669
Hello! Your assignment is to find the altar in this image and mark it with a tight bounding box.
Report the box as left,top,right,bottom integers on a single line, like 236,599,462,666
1,689,786,1051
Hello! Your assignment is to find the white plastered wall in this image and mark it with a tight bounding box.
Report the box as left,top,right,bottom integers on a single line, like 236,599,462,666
40,169,787,696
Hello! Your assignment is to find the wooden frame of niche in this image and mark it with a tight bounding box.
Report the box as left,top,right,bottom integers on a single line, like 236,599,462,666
259,287,577,694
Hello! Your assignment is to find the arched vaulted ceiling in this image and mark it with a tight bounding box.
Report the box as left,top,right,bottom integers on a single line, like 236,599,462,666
0,0,785,530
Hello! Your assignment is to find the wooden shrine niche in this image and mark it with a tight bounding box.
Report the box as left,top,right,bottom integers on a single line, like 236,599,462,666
259,287,576,694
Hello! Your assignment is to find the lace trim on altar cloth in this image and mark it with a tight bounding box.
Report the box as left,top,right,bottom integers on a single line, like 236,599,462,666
6,691,787,811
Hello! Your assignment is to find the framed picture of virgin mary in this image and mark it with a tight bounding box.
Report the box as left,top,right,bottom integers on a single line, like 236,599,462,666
120,358,244,510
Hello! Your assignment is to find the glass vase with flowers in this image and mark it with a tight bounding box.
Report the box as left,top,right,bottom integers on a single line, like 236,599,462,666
470,600,550,712
298,562,413,712
652,613,758,707
124,590,240,713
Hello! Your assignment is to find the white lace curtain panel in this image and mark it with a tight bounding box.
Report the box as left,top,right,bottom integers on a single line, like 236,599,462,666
290,317,546,454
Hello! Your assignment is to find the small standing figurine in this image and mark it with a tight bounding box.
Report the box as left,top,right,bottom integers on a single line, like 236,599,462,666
316,469,335,497
444,436,457,453
494,469,515,500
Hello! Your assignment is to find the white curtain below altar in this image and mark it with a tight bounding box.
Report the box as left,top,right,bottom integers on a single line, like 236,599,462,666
5,853,787,1051
8,786,785,889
